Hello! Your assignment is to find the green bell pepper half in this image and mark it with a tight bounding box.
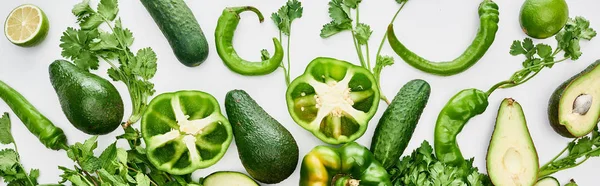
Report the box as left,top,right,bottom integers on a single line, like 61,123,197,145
141,90,233,175
300,142,392,186
286,57,380,144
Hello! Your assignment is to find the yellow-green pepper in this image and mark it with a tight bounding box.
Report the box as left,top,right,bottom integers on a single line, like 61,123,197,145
300,142,391,186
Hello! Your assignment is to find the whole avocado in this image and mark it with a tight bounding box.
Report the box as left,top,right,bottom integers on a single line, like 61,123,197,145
49,60,124,135
141,0,209,67
225,90,299,184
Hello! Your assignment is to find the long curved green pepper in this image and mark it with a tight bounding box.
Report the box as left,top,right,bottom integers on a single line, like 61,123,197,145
387,0,499,76
215,6,284,76
434,89,489,166
0,80,68,150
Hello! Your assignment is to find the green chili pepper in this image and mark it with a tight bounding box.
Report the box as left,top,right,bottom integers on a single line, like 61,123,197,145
434,81,511,166
434,89,488,166
387,0,499,76
300,142,392,186
0,80,68,150
215,6,284,76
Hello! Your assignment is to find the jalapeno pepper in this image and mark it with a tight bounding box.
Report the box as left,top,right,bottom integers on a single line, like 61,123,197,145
141,90,233,175
215,6,284,76
286,57,380,144
300,142,392,186
387,0,499,76
0,80,68,150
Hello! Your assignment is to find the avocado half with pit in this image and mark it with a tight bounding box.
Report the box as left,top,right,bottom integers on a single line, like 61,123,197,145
487,98,539,186
549,60,600,138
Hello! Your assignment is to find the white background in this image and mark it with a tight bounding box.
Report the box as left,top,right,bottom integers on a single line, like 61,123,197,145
0,0,599,185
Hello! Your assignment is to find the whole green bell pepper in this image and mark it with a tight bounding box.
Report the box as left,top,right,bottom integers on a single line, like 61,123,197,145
141,90,233,175
286,57,380,144
300,142,392,186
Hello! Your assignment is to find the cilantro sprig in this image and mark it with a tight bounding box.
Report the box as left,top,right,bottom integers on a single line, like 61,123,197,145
499,16,596,89
60,0,157,127
321,0,408,104
388,141,491,186
0,113,41,186
272,0,303,85
538,127,600,178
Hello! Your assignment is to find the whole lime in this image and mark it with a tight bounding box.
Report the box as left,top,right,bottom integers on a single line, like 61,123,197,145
519,0,569,39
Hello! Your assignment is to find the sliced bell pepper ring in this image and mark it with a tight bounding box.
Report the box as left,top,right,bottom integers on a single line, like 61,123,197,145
141,90,233,175
286,57,380,144
300,142,392,186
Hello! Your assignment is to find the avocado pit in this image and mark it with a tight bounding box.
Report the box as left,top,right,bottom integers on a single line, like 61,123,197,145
572,94,592,115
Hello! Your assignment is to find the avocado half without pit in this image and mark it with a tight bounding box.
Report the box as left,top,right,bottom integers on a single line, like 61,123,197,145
487,98,539,186
549,60,600,138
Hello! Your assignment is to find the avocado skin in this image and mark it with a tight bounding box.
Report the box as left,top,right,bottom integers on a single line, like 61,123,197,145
370,79,430,169
548,60,600,138
49,60,124,135
141,0,209,67
225,90,299,184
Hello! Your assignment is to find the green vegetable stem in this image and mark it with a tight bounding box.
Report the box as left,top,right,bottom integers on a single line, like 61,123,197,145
60,0,158,127
272,0,303,85
215,6,284,76
387,0,499,76
0,80,68,151
320,0,410,104
538,127,600,178
434,16,596,167
300,142,392,186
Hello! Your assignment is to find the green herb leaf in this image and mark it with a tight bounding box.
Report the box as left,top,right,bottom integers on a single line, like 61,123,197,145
536,44,552,59
328,0,352,25
343,0,361,8
136,172,151,186
132,48,158,80
509,40,526,56
0,149,19,173
374,55,394,78
354,23,372,45
271,0,303,36
320,21,351,38
556,17,596,60
389,141,490,185
0,113,14,145
97,0,118,21
60,28,100,71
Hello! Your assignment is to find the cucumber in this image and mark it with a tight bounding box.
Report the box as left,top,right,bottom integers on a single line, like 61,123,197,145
202,171,259,186
535,177,560,186
141,0,209,67
370,79,431,169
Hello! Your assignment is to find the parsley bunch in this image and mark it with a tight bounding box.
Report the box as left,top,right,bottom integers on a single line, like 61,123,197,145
272,0,304,85
0,113,41,186
388,141,492,186
501,17,596,88
538,127,600,178
60,0,158,126
320,0,409,104
58,128,200,186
